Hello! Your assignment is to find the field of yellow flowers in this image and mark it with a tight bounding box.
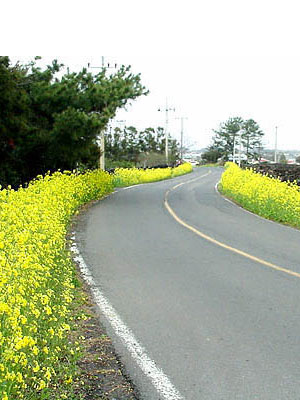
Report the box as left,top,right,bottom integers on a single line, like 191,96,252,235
220,162,300,227
0,163,192,400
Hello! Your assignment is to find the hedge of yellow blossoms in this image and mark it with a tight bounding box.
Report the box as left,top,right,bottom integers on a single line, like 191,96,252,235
220,162,300,227
0,163,192,399
113,162,193,187
0,169,114,399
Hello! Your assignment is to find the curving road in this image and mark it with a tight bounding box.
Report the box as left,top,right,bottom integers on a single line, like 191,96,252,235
75,167,300,400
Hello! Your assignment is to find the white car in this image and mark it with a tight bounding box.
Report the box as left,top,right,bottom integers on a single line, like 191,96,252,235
189,160,198,166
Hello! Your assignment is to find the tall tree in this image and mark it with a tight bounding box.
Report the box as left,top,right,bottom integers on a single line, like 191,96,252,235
0,57,30,186
242,119,264,161
0,57,148,187
201,148,222,163
211,117,243,160
209,117,264,162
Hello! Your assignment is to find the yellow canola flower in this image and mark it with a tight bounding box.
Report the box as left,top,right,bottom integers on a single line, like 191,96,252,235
64,376,73,384
0,169,114,398
16,372,24,383
221,162,300,227
0,302,11,315
32,361,40,373
15,336,36,350
44,368,52,381
38,380,46,390
44,305,52,315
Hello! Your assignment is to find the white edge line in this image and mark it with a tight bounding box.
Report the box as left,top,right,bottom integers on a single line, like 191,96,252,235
70,235,184,400
121,184,143,190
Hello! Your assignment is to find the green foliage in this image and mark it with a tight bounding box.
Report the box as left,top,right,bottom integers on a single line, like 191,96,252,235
0,57,148,187
242,119,264,160
279,152,287,164
136,152,167,168
201,149,222,163
105,125,179,166
211,117,243,160
105,159,135,169
208,117,264,161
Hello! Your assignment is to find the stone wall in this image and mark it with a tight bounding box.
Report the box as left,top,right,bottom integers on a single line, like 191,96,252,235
244,164,300,186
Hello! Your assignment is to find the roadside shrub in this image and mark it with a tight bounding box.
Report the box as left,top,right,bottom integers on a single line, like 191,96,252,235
113,162,192,187
0,170,113,399
221,162,300,227
171,162,193,177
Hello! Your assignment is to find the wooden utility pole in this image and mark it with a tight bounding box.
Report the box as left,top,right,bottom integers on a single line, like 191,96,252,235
275,126,278,163
88,57,119,171
99,130,105,170
158,98,175,165
176,117,188,160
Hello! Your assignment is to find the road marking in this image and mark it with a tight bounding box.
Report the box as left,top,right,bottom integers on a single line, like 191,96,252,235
122,184,143,190
165,172,300,279
70,236,184,400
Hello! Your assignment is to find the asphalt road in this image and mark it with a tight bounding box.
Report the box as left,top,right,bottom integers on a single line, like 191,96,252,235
75,167,300,399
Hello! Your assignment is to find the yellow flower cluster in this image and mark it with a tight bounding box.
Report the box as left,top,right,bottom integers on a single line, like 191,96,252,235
220,162,300,227
113,162,193,187
0,163,192,399
0,170,113,399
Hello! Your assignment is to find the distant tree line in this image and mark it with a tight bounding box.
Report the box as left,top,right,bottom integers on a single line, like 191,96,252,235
0,56,148,187
202,117,264,163
105,126,179,168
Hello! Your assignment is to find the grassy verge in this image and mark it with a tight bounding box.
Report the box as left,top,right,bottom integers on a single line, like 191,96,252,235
0,163,192,400
220,162,300,228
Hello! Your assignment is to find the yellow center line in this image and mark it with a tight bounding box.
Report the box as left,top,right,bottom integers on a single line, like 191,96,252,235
164,170,300,279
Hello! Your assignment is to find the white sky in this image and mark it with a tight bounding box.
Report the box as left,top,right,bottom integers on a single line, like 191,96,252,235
3,0,300,151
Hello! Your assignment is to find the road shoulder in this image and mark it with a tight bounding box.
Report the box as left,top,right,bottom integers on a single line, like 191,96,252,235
68,204,139,400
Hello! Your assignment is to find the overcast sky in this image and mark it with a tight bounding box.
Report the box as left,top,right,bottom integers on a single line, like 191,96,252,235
4,0,300,151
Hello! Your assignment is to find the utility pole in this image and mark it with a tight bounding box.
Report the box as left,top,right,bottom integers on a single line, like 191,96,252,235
238,129,243,167
274,126,278,163
176,117,188,160
158,98,175,165
233,134,237,163
99,130,105,170
88,57,118,170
